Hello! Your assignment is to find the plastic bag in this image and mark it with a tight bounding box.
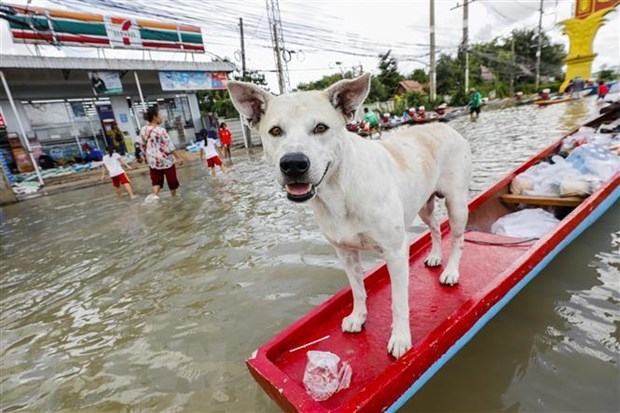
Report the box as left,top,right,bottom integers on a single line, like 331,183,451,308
518,156,581,197
564,144,620,183
559,126,596,154
302,351,352,401
510,161,551,195
491,208,560,239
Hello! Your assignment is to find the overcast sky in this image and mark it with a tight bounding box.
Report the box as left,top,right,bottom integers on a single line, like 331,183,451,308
1,0,618,91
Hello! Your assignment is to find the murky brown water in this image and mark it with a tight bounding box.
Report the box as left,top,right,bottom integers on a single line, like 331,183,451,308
1,98,618,412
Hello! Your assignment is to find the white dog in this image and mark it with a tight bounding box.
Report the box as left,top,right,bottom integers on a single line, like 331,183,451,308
227,73,472,358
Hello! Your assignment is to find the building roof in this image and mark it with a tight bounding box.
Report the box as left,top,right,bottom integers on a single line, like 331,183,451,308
395,80,425,95
0,54,236,72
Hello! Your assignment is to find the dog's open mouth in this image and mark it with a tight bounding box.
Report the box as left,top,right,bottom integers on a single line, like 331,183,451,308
285,183,315,202
284,163,330,203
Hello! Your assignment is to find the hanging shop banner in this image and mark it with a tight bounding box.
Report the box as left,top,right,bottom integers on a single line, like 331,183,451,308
158,71,228,91
3,3,205,52
88,71,123,95
575,0,620,19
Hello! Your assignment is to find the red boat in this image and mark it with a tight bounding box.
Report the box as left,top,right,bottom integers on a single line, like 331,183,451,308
247,107,620,412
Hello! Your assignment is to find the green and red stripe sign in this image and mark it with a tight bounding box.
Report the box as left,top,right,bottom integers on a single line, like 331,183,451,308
4,3,205,53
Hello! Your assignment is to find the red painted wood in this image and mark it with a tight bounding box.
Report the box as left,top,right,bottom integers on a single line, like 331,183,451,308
247,110,619,412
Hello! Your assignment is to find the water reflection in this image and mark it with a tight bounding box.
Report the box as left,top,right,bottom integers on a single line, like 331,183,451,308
1,99,618,412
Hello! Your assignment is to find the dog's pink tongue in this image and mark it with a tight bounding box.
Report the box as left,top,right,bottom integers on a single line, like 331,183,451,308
286,183,312,195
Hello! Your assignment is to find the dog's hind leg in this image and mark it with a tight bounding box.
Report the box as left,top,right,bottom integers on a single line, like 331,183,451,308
419,195,442,267
385,244,412,358
335,248,367,333
439,194,468,285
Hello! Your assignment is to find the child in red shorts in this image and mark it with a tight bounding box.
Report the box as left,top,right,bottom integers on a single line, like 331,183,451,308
199,135,225,176
100,147,136,199
219,122,233,163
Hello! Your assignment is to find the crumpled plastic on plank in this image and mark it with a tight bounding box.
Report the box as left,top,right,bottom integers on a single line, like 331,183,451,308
302,350,352,401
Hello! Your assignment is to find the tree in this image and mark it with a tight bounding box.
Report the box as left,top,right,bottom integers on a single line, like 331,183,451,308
235,69,268,87
495,29,566,92
198,68,269,119
376,50,404,101
408,68,429,84
595,66,618,82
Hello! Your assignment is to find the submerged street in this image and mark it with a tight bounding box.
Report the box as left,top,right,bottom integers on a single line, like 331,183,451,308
1,99,619,412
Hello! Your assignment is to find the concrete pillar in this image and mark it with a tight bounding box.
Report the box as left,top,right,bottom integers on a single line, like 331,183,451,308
109,95,137,142
187,93,203,132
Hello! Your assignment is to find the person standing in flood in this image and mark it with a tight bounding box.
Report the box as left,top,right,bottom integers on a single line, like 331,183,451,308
468,88,482,120
199,129,225,177
138,106,184,200
571,76,585,99
100,147,136,199
219,122,233,163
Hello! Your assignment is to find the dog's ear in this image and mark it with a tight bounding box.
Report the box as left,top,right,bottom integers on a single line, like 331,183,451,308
227,81,273,129
324,73,371,122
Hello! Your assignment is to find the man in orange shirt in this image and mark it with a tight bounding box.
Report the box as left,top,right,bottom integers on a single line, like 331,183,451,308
219,122,233,163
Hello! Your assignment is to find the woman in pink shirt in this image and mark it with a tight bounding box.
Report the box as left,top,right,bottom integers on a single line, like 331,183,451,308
138,106,184,199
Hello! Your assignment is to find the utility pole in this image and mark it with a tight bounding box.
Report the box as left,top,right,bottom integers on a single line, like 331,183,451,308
463,0,469,93
510,38,516,96
535,0,544,91
238,17,251,149
266,0,289,94
239,17,247,78
272,23,285,94
429,0,437,102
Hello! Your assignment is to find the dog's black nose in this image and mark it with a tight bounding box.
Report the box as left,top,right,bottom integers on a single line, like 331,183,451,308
280,152,310,177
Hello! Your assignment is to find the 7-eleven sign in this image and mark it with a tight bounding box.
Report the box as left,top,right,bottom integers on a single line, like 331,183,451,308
105,17,142,49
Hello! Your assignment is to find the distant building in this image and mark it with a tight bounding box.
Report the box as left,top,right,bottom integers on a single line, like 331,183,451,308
394,80,426,97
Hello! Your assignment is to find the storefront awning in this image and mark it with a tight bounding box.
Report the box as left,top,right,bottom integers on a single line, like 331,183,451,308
0,54,237,72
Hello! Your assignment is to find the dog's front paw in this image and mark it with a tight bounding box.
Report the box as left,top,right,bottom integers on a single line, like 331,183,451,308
387,331,412,358
439,269,459,286
342,313,366,333
424,253,442,267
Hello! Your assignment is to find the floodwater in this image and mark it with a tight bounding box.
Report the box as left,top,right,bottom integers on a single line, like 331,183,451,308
1,98,618,413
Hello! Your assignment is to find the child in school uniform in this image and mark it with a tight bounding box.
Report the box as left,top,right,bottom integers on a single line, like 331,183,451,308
100,147,136,199
199,134,225,177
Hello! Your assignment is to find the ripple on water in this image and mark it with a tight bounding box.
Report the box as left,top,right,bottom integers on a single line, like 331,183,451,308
1,99,616,412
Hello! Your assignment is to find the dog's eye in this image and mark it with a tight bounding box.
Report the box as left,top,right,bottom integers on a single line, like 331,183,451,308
313,123,329,134
269,126,283,137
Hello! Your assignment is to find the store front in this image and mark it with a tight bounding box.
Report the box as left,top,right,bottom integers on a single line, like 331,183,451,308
0,54,235,179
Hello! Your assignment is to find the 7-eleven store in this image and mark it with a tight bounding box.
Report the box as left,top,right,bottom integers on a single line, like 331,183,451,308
0,3,236,202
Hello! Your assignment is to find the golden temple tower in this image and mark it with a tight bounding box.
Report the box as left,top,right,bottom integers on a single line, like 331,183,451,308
559,0,619,92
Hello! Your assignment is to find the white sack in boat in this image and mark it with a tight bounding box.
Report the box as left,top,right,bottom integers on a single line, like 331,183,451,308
491,208,560,239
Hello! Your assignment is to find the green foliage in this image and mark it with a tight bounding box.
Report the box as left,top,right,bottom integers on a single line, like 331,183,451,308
376,50,404,101
198,69,268,119
596,67,618,82
236,69,268,86
201,28,570,119
408,68,429,84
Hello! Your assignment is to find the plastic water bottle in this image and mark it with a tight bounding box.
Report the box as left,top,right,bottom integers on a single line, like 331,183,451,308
565,146,591,175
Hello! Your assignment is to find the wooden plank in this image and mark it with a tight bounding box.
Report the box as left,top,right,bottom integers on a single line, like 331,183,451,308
501,193,584,207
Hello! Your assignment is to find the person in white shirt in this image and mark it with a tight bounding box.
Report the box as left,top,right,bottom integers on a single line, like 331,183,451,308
100,147,136,199
199,132,225,176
